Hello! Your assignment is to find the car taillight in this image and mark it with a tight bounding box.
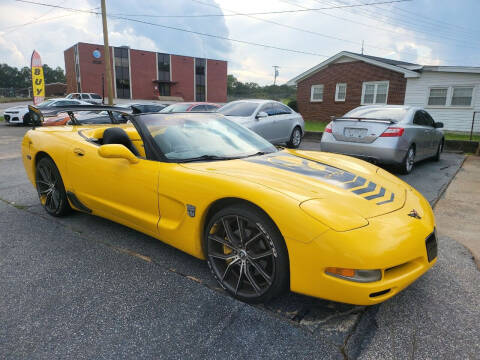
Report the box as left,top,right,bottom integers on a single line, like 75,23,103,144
380,127,404,137
324,122,332,133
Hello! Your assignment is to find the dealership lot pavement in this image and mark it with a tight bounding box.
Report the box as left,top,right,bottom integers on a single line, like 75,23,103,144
1,123,479,359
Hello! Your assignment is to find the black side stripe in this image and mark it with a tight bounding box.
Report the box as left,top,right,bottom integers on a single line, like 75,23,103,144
377,193,395,205
343,176,366,189
365,187,386,200
352,181,376,194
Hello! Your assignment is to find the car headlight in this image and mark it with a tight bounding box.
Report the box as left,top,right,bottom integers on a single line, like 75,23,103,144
299,198,369,232
325,267,381,283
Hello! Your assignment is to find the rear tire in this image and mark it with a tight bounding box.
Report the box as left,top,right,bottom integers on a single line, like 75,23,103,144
204,203,289,303
286,126,302,149
36,157,71,217
398,146,415,174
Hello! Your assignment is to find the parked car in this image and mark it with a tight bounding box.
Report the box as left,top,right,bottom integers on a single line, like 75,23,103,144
23,107,437,305
320,105,444,174
217,100,305,148
66,93,103,104
126,103,166,113
3,98,92,125
160,102,220,113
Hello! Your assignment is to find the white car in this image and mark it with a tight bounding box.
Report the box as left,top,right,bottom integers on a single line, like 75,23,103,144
217,99,305,148
3,98,92,125
66,93,103,104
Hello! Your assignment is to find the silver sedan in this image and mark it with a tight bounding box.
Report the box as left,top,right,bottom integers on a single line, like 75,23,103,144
217,99,305,148
320,105,444,173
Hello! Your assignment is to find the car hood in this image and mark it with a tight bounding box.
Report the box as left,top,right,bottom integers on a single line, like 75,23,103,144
181,149,409,219
5,105,28,112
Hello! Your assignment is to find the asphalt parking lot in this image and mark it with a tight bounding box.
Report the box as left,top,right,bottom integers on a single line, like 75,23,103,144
1,123,479,359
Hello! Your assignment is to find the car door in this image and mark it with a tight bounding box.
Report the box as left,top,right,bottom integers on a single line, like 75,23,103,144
411,111,430,159
67,137,160,235
251,103,280,142
422,111,439,155
273,102,295,141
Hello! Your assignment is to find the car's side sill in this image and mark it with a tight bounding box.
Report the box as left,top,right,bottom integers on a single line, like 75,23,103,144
66,191,92,213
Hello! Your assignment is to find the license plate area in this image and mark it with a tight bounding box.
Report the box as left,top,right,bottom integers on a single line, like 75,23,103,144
344,127,368,138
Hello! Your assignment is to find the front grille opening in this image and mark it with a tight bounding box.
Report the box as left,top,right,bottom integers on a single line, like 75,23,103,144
426,232,438,262
369,289,391,298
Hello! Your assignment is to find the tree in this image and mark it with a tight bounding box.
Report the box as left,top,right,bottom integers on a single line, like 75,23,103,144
0,63,66,89
227,74,296,101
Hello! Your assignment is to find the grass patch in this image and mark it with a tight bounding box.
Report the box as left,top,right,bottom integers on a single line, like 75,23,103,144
305,121,327,132
444,132,480,142
0,116,3,122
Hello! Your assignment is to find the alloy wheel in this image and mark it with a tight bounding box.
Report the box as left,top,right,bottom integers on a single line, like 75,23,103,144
36,161,62,213
292,128,301,147
207,215,276,299
406,148,415,173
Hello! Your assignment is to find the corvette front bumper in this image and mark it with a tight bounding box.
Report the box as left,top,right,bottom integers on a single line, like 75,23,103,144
287,187,437,305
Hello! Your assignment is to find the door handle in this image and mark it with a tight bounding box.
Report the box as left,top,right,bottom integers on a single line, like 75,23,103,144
73,148,85,156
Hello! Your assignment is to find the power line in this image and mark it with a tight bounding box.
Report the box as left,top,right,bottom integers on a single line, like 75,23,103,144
108,0,411,18
316,0,480,48
14,0,331,58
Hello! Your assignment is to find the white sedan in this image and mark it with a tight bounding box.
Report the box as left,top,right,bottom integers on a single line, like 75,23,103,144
217,100,305,148
3,98,92,125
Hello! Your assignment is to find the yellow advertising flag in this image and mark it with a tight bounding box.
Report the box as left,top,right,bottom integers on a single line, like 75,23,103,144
31,50,45,105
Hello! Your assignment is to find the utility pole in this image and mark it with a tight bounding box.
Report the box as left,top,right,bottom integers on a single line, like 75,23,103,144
273,65,280,85
361,40,364,55
101,0,113,105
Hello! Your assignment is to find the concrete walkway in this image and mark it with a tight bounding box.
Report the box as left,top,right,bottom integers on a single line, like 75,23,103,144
435,155,480,268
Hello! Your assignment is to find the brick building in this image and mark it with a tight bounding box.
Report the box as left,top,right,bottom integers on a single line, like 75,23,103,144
64,42,227,102
288,51,420,122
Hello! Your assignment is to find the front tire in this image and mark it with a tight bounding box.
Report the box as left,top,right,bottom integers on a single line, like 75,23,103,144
204,204,289,303
398,146,415,174
23,113,31,126
36,157,71,216
433,139,443,162
286,126,302,149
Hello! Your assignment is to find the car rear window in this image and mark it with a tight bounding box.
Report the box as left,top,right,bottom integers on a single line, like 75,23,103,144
218,102,259,117
343,107,409,122
161,103,193,113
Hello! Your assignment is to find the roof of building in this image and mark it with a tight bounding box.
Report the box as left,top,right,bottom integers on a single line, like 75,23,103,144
287,51,480,85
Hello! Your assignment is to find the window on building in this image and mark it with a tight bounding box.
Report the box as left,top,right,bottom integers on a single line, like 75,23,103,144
114,47,130,99
310,85,324,102
361,81,389,105
195,58,206,102
428,88,448,106
157,53,170,81
335,83,347,101
451,87,473,106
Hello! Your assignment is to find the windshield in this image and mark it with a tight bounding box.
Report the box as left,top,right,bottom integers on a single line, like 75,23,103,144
343,107,408,122
37,100,56,108
141,114,277,161
160,103,192,113
218,102,259,117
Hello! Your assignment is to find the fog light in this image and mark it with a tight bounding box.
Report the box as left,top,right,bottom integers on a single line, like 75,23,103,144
325,267,381,283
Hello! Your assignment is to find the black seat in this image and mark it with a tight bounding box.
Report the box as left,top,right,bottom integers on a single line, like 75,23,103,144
102,127,140,156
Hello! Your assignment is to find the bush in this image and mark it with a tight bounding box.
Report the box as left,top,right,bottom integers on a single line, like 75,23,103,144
287,99,297,112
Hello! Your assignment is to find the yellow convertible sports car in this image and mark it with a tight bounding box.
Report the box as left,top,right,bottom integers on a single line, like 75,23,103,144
22,106,437,305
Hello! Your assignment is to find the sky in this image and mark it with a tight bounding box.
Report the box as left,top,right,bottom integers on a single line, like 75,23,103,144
1,0,480,85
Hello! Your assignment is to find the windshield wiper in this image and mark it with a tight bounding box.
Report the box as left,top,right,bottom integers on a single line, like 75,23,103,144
244,151,273,158
176,154,243,163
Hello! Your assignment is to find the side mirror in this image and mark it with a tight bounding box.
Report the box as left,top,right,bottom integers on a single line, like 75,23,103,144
434,122,444,128
256,111,268,119
98,144,139,164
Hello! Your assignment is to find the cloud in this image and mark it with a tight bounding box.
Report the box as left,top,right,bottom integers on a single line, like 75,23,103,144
0,0,478,86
